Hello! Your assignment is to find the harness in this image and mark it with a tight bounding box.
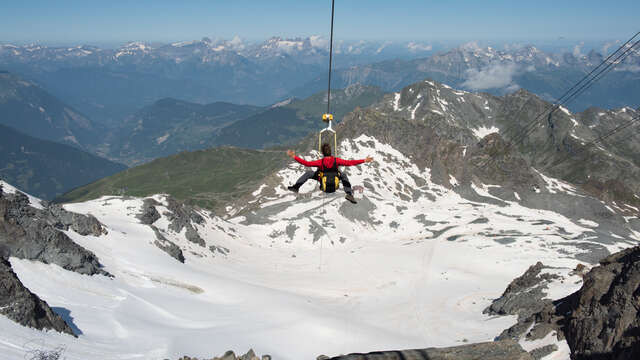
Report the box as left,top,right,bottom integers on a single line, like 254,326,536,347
318,157,340,193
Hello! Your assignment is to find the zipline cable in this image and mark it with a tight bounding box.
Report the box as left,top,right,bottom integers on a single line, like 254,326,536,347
483,32,640,172
511,36,640,146
548,113,640,169
326,0,335,116
498,32,640,147
320,0,336,272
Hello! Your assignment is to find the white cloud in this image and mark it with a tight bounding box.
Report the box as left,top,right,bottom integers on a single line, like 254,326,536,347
505,83,521,93
573,42,584,57
462,62,519,90
602,40,621,56
503,43,526,51
375,41,392,54
228,35,244,50
309,35,328,49
407,42,432,53
614,64,640,73
461,41,482,51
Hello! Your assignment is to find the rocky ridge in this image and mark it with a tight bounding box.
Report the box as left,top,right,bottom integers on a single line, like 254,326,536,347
493,245,640,360
0,182,109,276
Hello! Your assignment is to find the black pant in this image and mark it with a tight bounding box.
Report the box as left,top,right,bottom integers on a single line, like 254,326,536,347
293,170,353,195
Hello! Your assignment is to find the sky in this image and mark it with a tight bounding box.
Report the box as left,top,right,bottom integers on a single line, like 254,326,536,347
1,0,638,45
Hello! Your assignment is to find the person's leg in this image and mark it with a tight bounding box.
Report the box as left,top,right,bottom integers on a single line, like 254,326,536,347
340,172,357,203
289,170,318,192
339,172,353,195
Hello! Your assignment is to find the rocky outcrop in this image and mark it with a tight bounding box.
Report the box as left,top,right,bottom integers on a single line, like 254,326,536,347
152,226,185,263
561,246,640,359
178,349,270,360
495,246,640,360
137,198,162,225
165,197,206,247
0,258,75,336
485,262,559,319
47,204,106,236
0,185,109,276
323,340,533,359
136,197,196,262
487,262,565,351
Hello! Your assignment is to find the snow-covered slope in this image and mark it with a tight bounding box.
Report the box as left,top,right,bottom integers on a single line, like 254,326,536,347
0,180,44,209
2,134,638,359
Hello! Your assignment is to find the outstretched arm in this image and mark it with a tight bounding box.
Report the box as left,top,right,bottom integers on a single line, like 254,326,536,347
286,149,322,167
336,156,374,166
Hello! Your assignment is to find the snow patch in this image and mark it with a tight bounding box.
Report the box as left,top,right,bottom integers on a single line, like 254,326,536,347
533,169,581,196
559,106,572,116
472,126,499,139
577,219,599,228
272,98,293,108
449,175,459,187
156,134,170,144
393,93,401,111
0,180,44,209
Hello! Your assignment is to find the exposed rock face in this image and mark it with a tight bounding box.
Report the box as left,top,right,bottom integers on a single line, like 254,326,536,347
152,226,185,263
0,186,109,276
136,198,194,263
0,258,75,336
562,246,640,359
485,262,559,319
324,340,533,359
178,349,270,360
164,197,206,247
495,246,640,360
136,198,162,225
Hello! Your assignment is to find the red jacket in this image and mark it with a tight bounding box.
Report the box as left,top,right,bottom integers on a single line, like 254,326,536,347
294,156,364,169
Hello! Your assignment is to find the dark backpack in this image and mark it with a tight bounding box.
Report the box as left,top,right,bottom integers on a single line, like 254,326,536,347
318,157,340,193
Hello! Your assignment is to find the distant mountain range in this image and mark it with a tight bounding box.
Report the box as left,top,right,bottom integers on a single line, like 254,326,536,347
4,38,638,128
0,123,126,200
107,84,383,165
0,37,434,125
293,43,640,112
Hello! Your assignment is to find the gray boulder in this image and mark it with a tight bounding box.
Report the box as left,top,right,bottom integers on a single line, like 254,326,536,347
0,258,75,336
137,198,161,225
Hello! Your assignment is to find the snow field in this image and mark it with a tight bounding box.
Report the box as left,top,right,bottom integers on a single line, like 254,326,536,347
2,135,636,359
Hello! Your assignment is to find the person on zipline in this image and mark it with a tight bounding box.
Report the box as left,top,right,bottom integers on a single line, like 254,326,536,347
286,143,373,204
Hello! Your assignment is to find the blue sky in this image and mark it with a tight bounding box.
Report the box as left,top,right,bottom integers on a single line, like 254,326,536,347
1,0,638,45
